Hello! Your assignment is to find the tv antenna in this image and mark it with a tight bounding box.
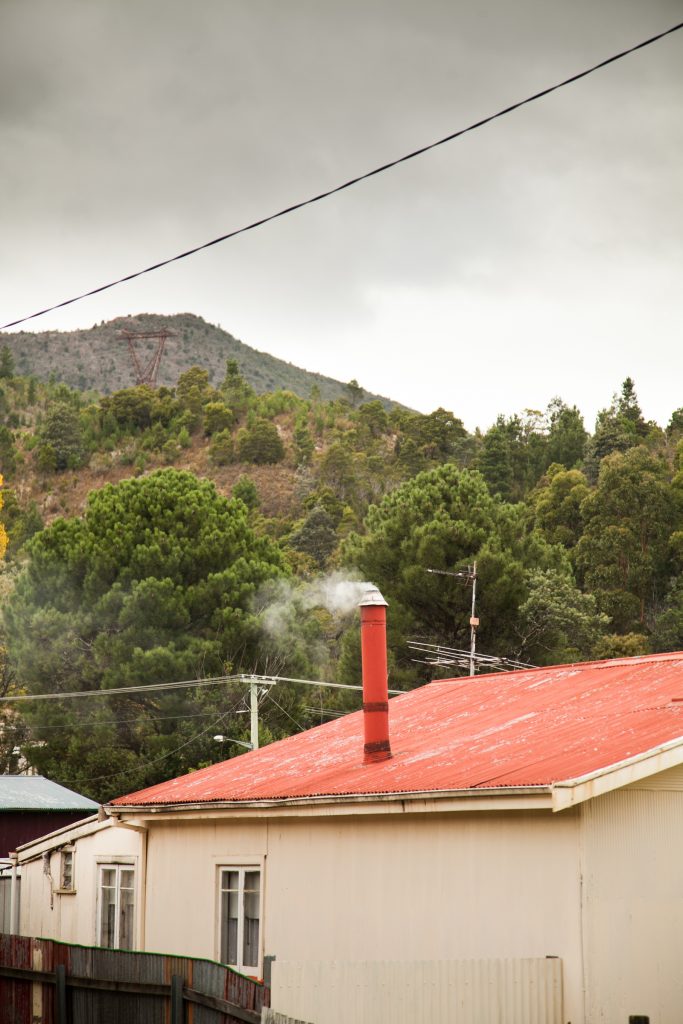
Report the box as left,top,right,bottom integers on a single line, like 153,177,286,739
411,563,536,676
425,563,478,676
407,640,535,675
118,328,175,387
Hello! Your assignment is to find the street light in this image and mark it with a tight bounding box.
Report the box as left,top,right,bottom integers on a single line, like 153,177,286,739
213,735,253,751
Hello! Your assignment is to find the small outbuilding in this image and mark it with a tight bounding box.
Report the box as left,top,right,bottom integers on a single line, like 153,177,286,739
0,775,98,860
0,775,98,932
15,592,683,1023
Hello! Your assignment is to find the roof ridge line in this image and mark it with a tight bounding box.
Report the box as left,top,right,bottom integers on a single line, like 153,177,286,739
428,649,683,683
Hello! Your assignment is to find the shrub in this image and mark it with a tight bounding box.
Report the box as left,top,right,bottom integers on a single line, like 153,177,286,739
35,443,57,474
209,430,234,466
232,475,260,510
162,439,180,464
236,420,285,465
38,402,87,470
204,402,234,436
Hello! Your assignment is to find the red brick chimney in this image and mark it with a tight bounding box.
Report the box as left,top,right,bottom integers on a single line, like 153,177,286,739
359,585,392,764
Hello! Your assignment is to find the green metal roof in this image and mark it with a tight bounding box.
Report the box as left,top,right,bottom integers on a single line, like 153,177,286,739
0,776,99,812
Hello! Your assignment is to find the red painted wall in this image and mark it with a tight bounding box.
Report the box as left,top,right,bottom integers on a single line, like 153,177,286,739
0,812,93,857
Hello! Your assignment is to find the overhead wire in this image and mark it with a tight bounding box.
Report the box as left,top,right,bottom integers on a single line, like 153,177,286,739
0,672,407,702
7,708,242,731
76,692,248,788
2,19,681,332
264,690,305,734
76,674,362,788
303,705,350,719
0,674,240,702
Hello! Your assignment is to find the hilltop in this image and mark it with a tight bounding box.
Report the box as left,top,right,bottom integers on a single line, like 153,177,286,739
2,313,405,409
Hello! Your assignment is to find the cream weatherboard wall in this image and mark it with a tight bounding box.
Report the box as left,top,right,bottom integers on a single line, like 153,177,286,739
17,767,683,1023
140,808,584,1023
19,818,142,948
580,767,683,1023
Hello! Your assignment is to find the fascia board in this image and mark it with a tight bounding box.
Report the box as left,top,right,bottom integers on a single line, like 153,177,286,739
552,736,683,811
108,787,553,823
16,814,111,863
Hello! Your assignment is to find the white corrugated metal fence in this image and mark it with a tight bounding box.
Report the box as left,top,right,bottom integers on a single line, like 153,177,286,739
271,957,563,1024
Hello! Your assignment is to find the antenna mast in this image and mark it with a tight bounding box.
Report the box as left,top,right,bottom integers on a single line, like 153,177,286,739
425,564,478,675
468,562,478,677
419,563,533,675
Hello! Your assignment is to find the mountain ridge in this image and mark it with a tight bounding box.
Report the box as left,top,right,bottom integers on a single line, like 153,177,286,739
2,312,407,409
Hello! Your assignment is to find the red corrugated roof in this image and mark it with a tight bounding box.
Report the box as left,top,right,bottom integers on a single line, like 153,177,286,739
112,652,683,806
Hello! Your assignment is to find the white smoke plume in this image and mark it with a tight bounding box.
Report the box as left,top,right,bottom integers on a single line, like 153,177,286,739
256,571,371,642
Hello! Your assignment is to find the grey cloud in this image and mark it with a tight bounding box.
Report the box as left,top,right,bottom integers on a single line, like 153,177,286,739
1,0,681,426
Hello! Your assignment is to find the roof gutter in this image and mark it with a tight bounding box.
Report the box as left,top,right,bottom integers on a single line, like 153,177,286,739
107,785,553,821
551,734,683,811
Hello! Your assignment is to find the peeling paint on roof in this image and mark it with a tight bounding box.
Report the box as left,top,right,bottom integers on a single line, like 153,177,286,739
112,652,683,807
0,776,99,812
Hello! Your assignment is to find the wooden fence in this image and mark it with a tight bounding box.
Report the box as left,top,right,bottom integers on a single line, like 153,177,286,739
0,933,270,1024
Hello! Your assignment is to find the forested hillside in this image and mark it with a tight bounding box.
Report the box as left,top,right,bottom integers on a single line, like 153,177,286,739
1,341,682,801
1,312,402,407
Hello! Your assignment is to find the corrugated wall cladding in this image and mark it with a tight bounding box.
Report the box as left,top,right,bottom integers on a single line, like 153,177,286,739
627,762,683,790
582,789,683,1023
271,958,563,1024
263,1012,313,1024
0,876,15,933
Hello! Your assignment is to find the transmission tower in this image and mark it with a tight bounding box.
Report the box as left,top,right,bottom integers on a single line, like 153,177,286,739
118,328,174,387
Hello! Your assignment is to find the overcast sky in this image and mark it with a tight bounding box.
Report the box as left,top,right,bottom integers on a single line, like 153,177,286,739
1,1,681,430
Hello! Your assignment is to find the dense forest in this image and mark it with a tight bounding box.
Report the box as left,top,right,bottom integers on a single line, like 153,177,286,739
0,339,681,801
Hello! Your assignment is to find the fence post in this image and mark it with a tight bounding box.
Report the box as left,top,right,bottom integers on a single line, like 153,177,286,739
8,853,19,934
55,964,68,1024
171,973,185,1024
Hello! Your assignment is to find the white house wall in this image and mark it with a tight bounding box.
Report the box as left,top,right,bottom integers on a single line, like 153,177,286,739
19,822,141,946
142,809,583,1023
581,783,683,1023
16,767,683,1022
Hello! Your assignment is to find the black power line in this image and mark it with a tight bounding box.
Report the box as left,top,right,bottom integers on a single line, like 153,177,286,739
2,20,681,333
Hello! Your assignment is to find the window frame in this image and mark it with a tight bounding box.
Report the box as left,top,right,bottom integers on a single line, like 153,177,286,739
56,846,76,894
95,859,137,950
215,860,264,977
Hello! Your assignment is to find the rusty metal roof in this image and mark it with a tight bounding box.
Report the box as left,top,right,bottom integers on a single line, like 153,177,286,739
112,652,683,806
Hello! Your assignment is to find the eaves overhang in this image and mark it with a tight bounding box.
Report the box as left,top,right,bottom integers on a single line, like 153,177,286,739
551,734,683,811
107,785,554,822
15,813,107,863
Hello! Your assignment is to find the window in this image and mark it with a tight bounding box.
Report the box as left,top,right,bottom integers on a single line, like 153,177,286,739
219,867,261,974
97,864,135,949
59,849,75,892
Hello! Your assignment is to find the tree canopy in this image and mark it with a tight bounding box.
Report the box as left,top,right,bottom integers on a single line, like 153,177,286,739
2,365,683,795
575,447,679,631
4,469,285,799
342,463,572,682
